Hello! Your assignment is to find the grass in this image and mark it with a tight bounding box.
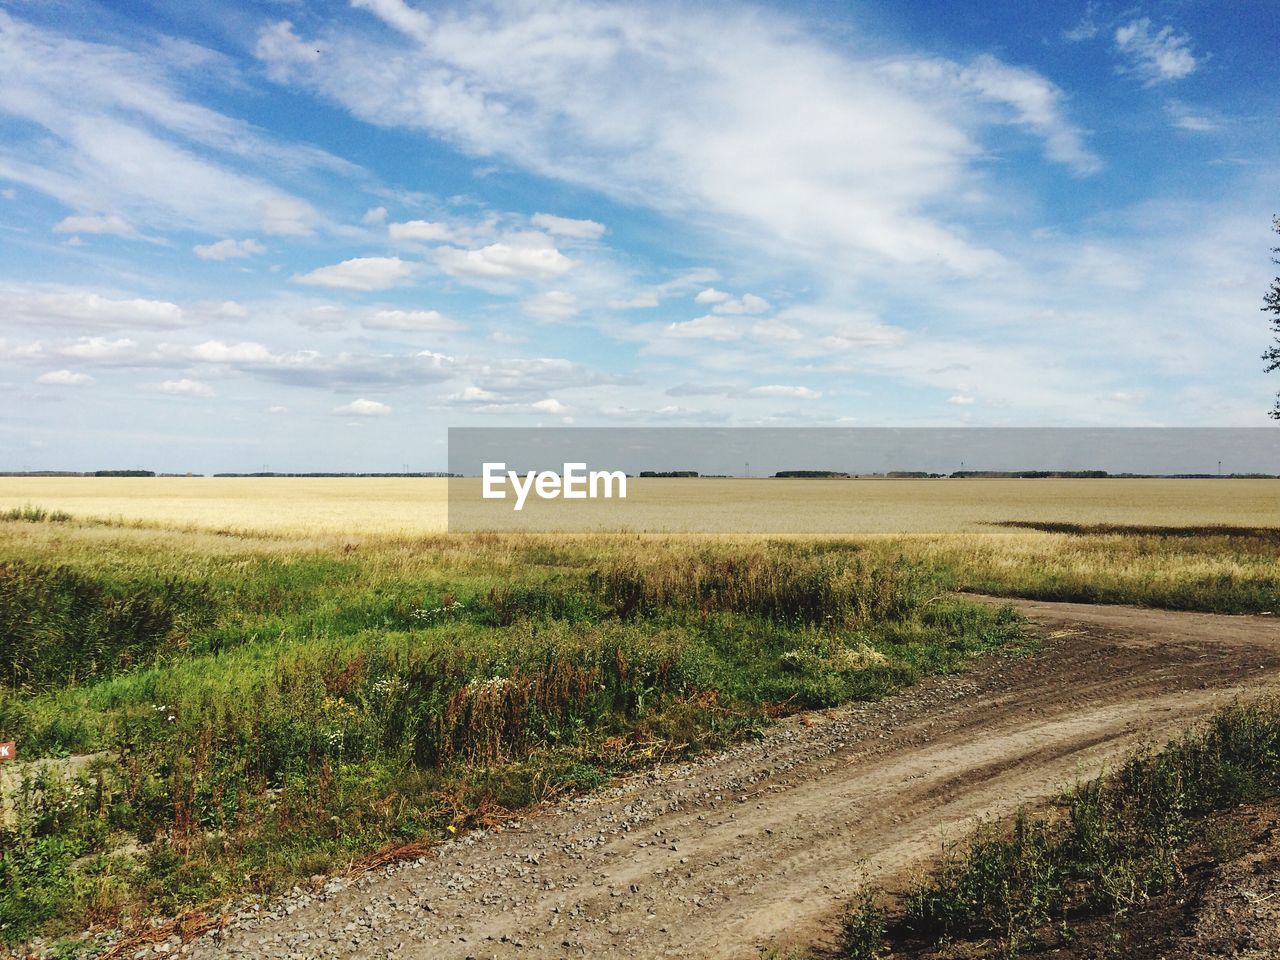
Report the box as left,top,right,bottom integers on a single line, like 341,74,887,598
1,484,1275,950
840,697,1280,959
912,527,1280,613
0,519,1021,950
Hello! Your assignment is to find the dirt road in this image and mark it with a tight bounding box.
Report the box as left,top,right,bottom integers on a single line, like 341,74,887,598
190,599,1280,960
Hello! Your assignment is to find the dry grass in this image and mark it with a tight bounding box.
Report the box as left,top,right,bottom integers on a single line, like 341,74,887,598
2,477,1278,536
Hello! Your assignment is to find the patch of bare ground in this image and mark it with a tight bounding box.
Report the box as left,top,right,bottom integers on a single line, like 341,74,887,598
180,598,1280,960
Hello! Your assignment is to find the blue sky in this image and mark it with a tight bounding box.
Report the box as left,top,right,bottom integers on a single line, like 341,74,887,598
0,0,1277,472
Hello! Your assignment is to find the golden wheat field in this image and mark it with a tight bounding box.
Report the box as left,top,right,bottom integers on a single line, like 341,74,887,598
0,476,1276,535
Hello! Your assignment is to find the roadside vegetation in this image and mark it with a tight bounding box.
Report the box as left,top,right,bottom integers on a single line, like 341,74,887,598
839,697,1280,959
917,522,1280,614
2,505,1275,951
0,517,1020,950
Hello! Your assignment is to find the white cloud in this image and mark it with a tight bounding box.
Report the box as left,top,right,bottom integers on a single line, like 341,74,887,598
1114,19,1198,85
531,397,568,414
1166,101,1217,133
0,12,333,237
0,287,188,329
947,393,975,405
363,308,459,332
186,340,273,363
1062,5,1100,43
257,3,1097,275
267,404,289,414
449,385,500,402
58,336,136,360
0,337,43,360
52,214,136,237
36,369,93,386
530,213,605,240
0,187,15,200
747,384,820,399
388,219,453,242
694,288,731,305
712,293,770,315
254,20,322,79
664,315,740,341
292,257,418,291
436,232,573,280
361,206,388,225
258,197,317,237
523,290,578,319
157,378,214,397
193,238,266,260
334,397,391,416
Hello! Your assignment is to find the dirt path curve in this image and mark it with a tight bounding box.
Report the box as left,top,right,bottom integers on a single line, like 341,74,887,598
191,599,1280,960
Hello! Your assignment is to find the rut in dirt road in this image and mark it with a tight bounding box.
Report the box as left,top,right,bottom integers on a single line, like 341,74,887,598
189,599,1280,960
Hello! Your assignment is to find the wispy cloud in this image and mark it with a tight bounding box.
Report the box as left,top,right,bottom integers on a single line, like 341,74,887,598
0,11,340,236
193,238,267,261
1114,19,1198,85
254,1,1098,276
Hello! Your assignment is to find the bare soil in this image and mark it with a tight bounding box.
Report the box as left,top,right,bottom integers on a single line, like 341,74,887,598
188,598,1280,960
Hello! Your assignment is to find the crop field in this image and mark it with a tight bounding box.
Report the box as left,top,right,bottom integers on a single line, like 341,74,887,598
2,476,1279,535
0,480,1277,953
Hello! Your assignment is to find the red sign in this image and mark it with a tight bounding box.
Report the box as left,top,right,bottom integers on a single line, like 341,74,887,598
0,742,14,761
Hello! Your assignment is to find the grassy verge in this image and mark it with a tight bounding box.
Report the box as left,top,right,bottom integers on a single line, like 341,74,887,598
0,520,1021,951
840,697,1280,959
907,524,1280,614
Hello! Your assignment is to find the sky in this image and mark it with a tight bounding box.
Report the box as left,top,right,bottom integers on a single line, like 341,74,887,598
0,0,1277,472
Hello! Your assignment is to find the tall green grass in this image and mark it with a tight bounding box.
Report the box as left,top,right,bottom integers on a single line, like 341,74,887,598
0,521,1019,947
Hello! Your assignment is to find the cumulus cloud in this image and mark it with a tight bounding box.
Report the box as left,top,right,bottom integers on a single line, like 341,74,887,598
36,369,93,386
193,238,266,260
157,378,214,397
58,336,137,360
530,213,605,239
947,393,975,405
361,206,388,225
362,308,459,332
333,397,391,416
292,256,418,291
436,232,573,280
449,385,500,402
0,287,188,329
694,288,731,305
1114,19,1198,85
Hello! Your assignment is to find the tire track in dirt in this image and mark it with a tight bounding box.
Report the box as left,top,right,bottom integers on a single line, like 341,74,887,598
190,599,1280,960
